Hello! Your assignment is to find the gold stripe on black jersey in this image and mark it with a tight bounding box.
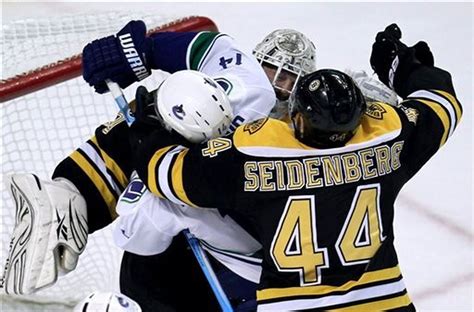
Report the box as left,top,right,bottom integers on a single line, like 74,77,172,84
257,265,402,300
328,292,412,311
85,139,124,196
234,110,402,158
408,89,462,145
415,99,450,146
90,136,128,189
148,145,176,199
432,90,463,126
350,103,401,145
170,149,197,208
234,119,305,149
69,150,118,219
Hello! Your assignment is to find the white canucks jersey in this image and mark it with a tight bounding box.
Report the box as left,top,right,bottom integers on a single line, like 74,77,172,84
152,31,276,131
114,174,262,283
112,32,274,283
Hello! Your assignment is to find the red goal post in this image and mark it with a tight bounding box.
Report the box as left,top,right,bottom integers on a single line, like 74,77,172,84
0,13,218,309
0,16,218,102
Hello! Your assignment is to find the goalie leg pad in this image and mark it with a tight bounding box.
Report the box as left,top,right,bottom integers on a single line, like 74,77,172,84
2,174,58,294
1,174,88,295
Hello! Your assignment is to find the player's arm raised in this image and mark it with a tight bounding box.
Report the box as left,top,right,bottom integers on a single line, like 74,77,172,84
370,23,462,176
82,20,224,92
82,19,275,129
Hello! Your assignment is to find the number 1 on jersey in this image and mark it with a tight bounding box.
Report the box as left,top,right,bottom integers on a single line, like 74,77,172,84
219,53,242,69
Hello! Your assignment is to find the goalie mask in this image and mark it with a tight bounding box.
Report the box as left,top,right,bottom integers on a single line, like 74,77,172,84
253,29,316,101
289,69,367,148
151,70,233,143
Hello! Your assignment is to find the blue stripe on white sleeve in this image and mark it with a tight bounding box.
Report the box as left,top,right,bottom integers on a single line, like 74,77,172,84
148,32,199,73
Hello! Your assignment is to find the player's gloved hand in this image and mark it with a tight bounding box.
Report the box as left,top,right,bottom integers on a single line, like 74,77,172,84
370,24,435,91
369,23,408,87
82,20,152,94
131,85,193,150
129,85,165,152
413,41,434,66
133,86,161,126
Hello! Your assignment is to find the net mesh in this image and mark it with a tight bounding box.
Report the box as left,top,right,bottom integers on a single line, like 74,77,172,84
1,12,214,310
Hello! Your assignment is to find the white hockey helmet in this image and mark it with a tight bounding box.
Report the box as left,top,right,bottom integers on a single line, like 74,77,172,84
253,29,317,96
73,292,141,312
155,70,234,143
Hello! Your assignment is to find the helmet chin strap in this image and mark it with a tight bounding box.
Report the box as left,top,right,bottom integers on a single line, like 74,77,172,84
291,113,305,140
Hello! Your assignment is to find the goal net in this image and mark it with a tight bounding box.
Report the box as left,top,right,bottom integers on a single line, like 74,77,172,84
0,12,217,310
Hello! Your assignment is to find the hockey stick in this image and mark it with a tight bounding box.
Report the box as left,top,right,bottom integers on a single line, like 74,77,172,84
105,79,135,125
183,230,234,311
105,80,234,312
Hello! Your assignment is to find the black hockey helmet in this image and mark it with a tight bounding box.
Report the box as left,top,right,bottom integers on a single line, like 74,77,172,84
289,69,366,148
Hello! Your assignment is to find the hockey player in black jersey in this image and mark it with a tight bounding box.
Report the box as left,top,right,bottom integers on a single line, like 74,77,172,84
129,24,462,310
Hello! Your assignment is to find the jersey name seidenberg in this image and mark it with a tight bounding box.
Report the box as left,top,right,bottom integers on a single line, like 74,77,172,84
243,141,404,192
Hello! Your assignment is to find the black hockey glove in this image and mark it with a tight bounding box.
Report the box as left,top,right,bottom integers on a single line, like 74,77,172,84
370,24,408,87
132,85,164,129
370,24,434,93
129,85,165,151
82,20,152,94
413,41,434,67
130,85,193,154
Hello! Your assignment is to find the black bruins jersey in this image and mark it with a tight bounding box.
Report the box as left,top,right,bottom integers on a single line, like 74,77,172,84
53,116,133,232
133,66,462,310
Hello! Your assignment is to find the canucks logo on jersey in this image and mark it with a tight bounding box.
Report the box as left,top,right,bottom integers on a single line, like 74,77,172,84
120,178,146,204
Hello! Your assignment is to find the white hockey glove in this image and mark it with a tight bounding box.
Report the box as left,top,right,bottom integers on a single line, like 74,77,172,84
345,69,399,106
2,174,88,294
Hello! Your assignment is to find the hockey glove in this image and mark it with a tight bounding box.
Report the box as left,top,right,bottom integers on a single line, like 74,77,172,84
369,23,408,87
370,24,435,93
413,41,434,67
134,85,161,125
82,20,152,94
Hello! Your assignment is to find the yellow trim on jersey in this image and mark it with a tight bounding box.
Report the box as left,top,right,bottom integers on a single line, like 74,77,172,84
329,293,412,311
350,103,401,144
434,90,462,122
257,265,402,300
234,106,401,151
416,99,450,146
90,136,128,189
70,150,118,218
234,119,311,150
148,145,176,198
171,149,197,208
